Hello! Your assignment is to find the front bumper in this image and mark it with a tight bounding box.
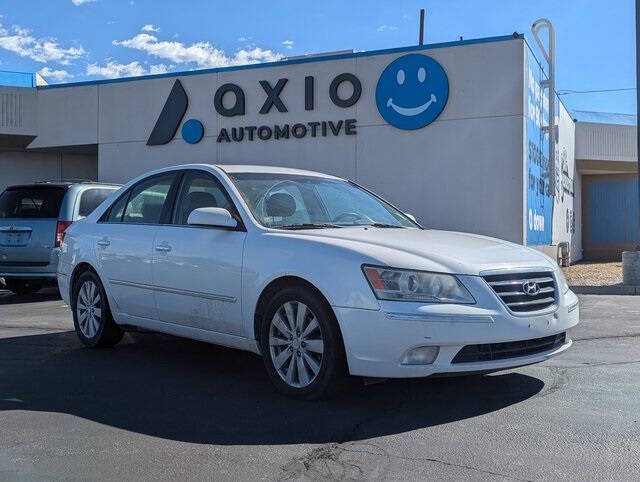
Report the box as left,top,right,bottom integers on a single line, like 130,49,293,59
333,274,579,378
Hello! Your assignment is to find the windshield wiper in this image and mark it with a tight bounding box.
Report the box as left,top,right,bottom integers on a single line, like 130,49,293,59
363,223,407,228
277,223,343,230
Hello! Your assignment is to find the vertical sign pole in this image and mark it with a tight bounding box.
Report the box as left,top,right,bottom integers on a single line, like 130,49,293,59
419,9,425,45
637,0,640,247
531,19,556,196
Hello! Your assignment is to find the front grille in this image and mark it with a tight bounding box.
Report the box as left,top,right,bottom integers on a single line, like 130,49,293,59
451,332,567,363
483,271,556,313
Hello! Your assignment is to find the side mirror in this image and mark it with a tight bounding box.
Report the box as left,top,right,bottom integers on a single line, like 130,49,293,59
187,207,237,228
405,213,417,223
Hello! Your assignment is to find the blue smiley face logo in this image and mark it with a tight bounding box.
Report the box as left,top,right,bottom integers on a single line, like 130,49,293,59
376,53,449,130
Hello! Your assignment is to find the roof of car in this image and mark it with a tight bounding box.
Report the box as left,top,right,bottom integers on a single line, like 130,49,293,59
214,164,343,179
6,181,121,190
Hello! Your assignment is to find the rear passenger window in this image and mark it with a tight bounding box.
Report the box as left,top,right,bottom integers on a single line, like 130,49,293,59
106,194,128,223
78,189,114,218
122,173,176,224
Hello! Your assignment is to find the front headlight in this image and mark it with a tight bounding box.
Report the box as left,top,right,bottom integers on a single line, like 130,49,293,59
362,265,475,303
556,268,570,294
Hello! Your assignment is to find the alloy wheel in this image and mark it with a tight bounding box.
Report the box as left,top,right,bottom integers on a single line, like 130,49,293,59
269,300,324,388
76,280,102,339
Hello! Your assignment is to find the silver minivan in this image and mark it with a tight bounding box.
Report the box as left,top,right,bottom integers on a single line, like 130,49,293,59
0,180,120,295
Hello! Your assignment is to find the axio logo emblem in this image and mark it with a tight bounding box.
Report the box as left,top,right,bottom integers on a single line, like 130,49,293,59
375,53,448,130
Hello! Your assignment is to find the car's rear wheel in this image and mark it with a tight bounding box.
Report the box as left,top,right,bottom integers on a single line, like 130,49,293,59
3,279,42,295
72,271,124,348
259,286,348,399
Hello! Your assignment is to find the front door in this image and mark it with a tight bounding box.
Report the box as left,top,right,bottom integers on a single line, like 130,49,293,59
152,170,246,335
96,171,179,322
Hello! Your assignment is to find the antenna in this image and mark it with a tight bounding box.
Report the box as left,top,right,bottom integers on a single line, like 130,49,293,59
419,9,425,45
531,18,557,196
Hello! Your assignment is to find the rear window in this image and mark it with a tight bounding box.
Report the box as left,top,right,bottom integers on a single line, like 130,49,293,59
0,187,67,219
78,189,115,218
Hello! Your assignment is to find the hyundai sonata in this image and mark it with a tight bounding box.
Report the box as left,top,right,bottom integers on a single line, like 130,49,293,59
57,164,579,399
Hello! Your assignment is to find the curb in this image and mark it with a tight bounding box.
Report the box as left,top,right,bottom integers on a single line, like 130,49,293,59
570,285,640,295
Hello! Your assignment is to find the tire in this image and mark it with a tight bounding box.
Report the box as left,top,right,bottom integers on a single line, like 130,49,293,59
4,279,43,295
259,285,349,400
72,270,124,348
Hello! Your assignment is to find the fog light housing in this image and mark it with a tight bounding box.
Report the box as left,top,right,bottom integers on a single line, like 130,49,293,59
401,346,439,365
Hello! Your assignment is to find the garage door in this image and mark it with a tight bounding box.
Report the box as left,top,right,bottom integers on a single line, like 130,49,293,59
583,174,639,260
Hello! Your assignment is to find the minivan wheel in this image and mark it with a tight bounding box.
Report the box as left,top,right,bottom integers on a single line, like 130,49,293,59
259,286,348,400
72,271,123,348
4,279,42,295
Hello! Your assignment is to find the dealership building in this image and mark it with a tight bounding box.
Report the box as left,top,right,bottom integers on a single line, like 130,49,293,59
0,34,637,262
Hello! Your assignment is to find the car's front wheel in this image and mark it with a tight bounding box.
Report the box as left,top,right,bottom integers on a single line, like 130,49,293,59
259,286,348,399
72,271,124,348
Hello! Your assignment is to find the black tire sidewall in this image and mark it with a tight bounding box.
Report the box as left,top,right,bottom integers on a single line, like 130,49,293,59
259,286,346,400
5,279,42,295
72,271,110,347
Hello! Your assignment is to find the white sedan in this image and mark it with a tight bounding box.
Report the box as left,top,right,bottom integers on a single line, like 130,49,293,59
57,164,579,399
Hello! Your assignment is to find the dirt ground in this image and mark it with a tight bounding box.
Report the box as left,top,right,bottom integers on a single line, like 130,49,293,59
562,261,623,286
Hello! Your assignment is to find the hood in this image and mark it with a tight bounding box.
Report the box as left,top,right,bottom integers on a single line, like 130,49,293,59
288,227,556,275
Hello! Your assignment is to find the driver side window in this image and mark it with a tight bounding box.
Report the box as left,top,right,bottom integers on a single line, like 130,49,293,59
173,171,233,225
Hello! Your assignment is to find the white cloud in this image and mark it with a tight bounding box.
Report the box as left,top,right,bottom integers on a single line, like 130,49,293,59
149,63,169,74
237,36,251,42
113,33,283,68
0,23,85,64
71,0,96,5
282,40,294,49
377,25,398,32
141,24,160,32
86,60,174,79
38,66,73,82
86,60,145,78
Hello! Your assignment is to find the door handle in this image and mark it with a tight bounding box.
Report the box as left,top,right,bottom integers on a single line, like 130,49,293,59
155,244,172,252
97,239,110,247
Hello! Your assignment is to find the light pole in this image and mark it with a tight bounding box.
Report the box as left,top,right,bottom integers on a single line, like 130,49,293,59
623,0,640,284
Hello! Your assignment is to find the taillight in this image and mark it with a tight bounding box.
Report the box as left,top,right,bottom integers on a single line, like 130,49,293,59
55,220,72,247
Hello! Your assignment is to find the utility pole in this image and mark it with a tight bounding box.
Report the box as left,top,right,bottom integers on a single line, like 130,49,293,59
637,0,640,246
622,0,640,284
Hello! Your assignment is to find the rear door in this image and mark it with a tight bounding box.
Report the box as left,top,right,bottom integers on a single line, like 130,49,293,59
96,172,180,322
0,186,67,265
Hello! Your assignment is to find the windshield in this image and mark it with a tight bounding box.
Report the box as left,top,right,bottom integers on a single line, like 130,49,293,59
0,187,67,219
228,173,419,229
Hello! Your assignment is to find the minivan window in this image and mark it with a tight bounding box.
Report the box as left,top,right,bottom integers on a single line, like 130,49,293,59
122,173,175,224
0,187,67,219
78,189,115,218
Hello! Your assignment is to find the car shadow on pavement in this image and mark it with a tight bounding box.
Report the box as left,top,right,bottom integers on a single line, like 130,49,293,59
0,287,61,305
0,330,544,445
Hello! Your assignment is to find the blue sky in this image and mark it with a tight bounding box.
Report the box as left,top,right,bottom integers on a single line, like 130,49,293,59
0,0,635,115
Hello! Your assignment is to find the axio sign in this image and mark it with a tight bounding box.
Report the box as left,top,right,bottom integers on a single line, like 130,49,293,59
146,52,448,146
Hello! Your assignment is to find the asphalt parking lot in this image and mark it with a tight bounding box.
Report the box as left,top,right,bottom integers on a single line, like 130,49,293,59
0,289,638,481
